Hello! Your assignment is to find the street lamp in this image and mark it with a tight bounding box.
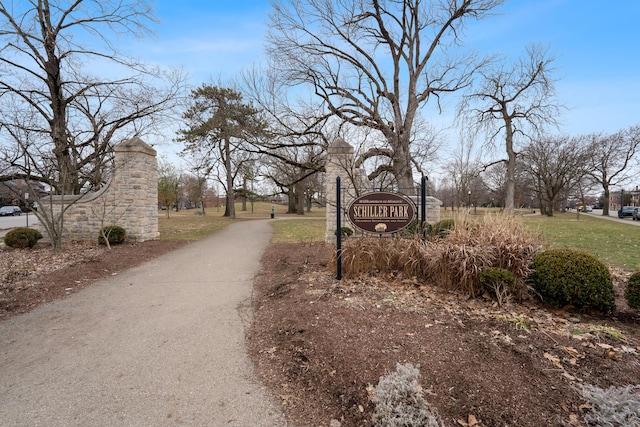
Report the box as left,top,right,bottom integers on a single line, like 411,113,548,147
467,190,471,214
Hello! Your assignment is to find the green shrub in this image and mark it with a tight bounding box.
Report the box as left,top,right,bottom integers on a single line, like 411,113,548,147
530,249,615,314
335,226,353,237
98,225,126,245
625,272,640,310
429,219,454,238
3,227,43,248
479,267,516,306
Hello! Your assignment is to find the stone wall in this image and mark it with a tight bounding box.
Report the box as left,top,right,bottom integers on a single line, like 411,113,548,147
36,137,159,242
324,138,441,243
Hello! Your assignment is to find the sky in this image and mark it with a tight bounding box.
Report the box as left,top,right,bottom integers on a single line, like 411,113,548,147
129,0,640,153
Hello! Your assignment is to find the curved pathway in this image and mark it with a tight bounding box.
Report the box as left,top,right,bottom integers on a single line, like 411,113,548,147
0,220,287,426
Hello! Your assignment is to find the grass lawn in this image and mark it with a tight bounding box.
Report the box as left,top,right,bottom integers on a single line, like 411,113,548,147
521,211,640,270
159,203,640,271
158,202,326,242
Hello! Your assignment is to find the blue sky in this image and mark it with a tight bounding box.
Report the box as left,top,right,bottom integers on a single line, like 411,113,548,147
133,0,639,138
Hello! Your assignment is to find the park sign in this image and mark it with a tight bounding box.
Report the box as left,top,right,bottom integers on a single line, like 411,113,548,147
346,191,416,234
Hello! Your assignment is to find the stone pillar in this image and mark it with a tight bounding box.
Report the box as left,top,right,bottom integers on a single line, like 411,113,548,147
36,137,159,242
111,137,159,241
325,138,368,243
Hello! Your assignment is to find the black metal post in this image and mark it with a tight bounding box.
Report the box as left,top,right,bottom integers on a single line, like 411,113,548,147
336,176,342,280
421,176,426,226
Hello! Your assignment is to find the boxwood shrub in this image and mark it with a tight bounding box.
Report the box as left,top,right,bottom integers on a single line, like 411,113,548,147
479,267,516,293
625,272,640,310
530,249,615,314
4,227,43,249
98,225,126,245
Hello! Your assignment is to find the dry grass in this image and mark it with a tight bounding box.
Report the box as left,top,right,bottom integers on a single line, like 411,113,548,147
339,213,543,297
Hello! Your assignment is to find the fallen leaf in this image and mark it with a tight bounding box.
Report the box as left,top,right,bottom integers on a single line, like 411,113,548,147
605,349,622,360
564,346,580,358
544,352,563,369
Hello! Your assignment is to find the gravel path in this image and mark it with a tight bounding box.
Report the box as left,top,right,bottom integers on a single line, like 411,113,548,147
0,220,287,426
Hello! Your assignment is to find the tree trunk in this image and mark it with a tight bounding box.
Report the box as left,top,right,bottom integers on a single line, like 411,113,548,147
602,184,610,216
287,187,296,213
224,138,235,218
504,117,516,215
393,141,416,196
295,181,305,215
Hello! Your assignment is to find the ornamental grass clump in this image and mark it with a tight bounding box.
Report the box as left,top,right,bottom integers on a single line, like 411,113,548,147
338,214,542,298
530,249,615,314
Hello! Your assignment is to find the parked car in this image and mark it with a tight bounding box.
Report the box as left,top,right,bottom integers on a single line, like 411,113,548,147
633,208,640,221
0,206,21,216
618,206,635,218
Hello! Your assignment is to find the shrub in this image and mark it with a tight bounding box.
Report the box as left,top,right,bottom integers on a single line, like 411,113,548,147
530,249,615,314
429,219,455,238
479,267,516,306
625,272,640,310
576,384,640,426
98,225,126,245
335,227,353,238
3,227,43,248
367,363,444,427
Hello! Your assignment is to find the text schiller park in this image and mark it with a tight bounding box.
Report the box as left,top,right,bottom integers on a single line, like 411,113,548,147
351,204,410,219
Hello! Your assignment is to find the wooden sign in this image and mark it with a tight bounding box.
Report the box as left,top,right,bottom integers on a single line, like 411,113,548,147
346,192,416,234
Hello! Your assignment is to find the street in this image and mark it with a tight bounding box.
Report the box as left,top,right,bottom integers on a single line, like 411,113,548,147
0,212,39,231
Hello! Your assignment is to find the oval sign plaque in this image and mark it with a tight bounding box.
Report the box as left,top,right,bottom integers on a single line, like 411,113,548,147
346,191,416,234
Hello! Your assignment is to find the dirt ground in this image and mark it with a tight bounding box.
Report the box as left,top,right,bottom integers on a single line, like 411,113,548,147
2,239,639,427
247,242,640,427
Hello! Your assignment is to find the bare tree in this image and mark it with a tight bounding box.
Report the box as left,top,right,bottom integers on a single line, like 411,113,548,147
0,0,184,193
267,0,503,195
157,158,181,218
585,125,640,216
445,139,482,210
521,135,589,216
0,0,184,249
459,44,562,214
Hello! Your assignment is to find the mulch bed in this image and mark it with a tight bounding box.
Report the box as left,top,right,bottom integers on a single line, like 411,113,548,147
247,242,640,427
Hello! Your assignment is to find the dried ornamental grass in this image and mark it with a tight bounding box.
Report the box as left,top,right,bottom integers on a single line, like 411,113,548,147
337,213,543,298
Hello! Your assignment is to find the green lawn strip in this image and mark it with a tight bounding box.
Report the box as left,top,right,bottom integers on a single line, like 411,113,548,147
158,204,327,242
270,218,326,243
522,212,640,270
158,211,236,240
